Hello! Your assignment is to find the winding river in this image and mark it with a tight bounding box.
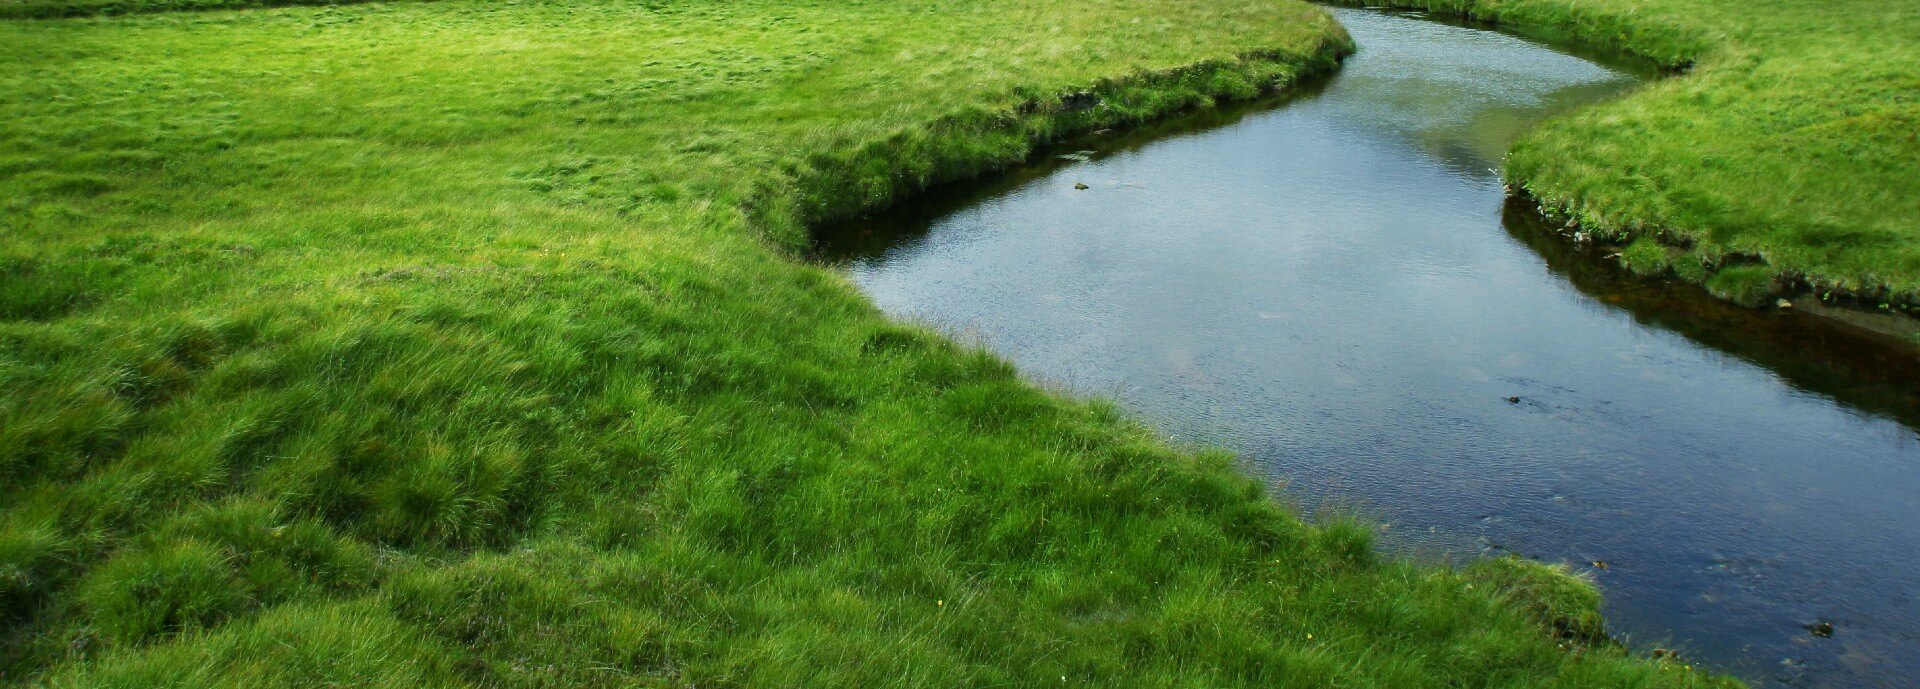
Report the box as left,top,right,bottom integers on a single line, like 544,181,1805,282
817,9,1920,688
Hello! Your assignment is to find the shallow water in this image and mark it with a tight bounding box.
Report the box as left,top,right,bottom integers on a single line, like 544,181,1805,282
816,9,1920,688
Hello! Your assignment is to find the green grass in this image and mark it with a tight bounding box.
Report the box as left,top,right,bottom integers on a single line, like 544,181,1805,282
1353,0,1920,310
0,0,347,20
0,0,1738,686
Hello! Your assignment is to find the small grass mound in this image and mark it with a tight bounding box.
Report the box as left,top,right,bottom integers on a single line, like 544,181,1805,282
1619,237,1675,276
1705,265,1778,307
79,539,246,645
1468,556,1607,644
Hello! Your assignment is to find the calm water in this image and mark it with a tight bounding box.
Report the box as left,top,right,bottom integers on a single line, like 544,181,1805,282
817,9,1920,688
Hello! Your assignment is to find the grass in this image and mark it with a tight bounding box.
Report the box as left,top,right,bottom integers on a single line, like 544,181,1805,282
0,0,1740,686
0,0,340,20
1348,0,1920,311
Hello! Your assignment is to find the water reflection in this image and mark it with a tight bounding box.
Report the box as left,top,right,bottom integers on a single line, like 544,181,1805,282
1502,202,1920,429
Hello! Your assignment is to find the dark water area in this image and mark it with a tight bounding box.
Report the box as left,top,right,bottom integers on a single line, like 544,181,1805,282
816,9,1920,688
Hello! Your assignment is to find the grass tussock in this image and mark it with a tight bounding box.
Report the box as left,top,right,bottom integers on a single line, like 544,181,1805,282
1344,0,1920,311
1,0,1734,685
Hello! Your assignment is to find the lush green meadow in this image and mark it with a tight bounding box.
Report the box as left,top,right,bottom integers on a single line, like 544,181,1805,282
0,0,1737,686
1356,0,1920,308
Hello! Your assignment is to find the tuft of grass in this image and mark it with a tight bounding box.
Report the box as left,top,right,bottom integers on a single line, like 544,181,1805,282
1468,556,1607,644
1619,237,1674,276
1344,0,1920,309
0,518,70,619
77,538,247,645
1705,264,1777,307
0,0,1733,686
1672,251,1712,283
1310,512,1377,567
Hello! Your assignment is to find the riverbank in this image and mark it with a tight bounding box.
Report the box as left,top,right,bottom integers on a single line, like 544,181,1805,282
1338,0,1920,315
0,0,1740,686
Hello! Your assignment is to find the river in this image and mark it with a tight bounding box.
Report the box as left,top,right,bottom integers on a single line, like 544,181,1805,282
816,9,1920,687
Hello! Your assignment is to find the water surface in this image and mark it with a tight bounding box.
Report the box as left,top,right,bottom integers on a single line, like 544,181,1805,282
818,10,1920,687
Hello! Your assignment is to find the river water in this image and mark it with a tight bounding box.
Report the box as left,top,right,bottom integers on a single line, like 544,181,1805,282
816,9,1920,687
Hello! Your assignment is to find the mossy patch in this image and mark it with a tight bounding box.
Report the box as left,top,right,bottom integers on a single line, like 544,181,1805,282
1672,251,1713,283
1619,237,1673,276
1706,265,1778,307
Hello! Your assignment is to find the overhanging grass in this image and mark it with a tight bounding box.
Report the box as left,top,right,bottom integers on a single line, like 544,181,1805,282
1345,0,1920,311
1,0,1735,685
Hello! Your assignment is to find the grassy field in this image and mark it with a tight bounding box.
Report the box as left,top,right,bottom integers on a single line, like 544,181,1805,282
1353,0,1920,309
0,0,329,19
0,0,1743,687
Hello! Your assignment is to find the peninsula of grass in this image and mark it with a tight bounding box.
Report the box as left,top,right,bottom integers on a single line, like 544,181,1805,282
1351,0,1920,310
0,1,1738,686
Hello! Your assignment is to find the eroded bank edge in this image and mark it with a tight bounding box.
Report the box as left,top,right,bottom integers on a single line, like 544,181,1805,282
746,30,1354,251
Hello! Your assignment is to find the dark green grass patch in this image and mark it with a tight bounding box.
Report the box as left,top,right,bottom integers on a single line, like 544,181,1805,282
0,0,405,21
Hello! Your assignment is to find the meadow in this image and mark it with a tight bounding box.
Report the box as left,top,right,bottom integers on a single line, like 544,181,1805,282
1351,0,1920,309
0,0,1741,686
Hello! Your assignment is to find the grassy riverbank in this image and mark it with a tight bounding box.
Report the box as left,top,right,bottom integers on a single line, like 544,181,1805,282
1357,0,1920,309
1,0,1733,686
